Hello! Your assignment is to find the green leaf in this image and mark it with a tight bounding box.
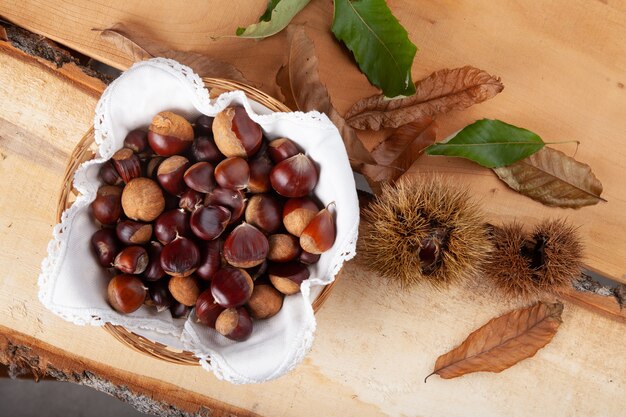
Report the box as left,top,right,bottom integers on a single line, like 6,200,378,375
259,0,281,22
425,119,545,168
236,0,310,39
331,0,417,98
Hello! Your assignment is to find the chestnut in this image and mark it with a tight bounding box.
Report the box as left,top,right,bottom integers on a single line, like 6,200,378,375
111,148,142,184
268,261,310,295
213,106,262,158
248,152,273,193
268,138,300,163
211,267,254,308
168,274,201,306
267,234,300,263
246,284,284,319
145,156,164,179
148,111,194,156
214,157,250,190
123,129,148,154
91,185,123,225
170,301,191,319
160,236,200,277
195,289,224,328
215,307,253,341
299,250,321,265
204,188,245,224
116,220,152,245
147,278,172,312
196,239,223,281
245,194,282,234
282,197,319,237
223,223,269,268
157,155,190,196
194,114,214,137
154,209,191,245
91,228,120,267
113,246,148,274
179,189,204,212
191,136,223,164
270,154,318,198
143,241,166,281
99,161,123,185
300,206,335,254
190,205,231,241
184,162,215,193
247,259,267,281
107,274,147,314
121,178,165,222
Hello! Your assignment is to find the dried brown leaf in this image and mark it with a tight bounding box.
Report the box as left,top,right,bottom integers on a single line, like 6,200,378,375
346,66,504,131
428,301,563,381
370,117,437,180
0,26,8,42
97,24,248,83
277,25,384,177
493,147,605,208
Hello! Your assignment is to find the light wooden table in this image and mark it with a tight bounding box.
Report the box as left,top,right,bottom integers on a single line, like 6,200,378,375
0,1,625,416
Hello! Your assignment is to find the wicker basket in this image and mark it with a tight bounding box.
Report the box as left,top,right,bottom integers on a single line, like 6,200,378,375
57,78,338,366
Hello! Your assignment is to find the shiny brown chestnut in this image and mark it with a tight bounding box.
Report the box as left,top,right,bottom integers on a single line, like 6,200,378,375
113,246,148,274
213,106,262,158
300,206,335,254
99,161,123,186
195,289,224,328
299,250,321,265
178,189,203,212
267,234,300,263
157,155,190,196
148,111,194,156
116,220,152,245
112,148,142,183
246,284,284,319
190,205,231,241
245,194,282,234
247,259,267,281
91,228,120,267
204,188,245,224
196,239,223,281
282,197,319,237
123,129,148,154
194,115,214,137
184,161,215,193
121,178,165,222
223,223,269,268
270,154,318,198
268,138,300,163
92,185,123,225
210,267,254,308
191,136,223,164
147,278,172,312
160,236,200,277
214,157,250,190
170,301,191,319
268,261,310,295
215,307,253,341
145,156,164,179
154,209,191,245
108,274,147,314
168,274,201,306
143,241,166,281
248,152,273,193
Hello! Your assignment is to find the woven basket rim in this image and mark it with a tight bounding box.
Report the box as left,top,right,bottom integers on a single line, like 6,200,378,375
56,77,338,366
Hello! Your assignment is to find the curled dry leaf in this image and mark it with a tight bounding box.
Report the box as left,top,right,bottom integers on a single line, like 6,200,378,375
96,24,248,83
427,301,563,381
345,66,504,131
493,147,605,208
276,25,400,183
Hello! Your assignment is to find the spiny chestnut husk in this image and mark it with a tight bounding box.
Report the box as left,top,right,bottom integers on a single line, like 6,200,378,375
148,111,194,156
486,220,583,299
359,176,490,288
213,106,262,158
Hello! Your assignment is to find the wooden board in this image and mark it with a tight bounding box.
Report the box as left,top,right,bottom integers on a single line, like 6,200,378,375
2,0,626,282
0,2,626,417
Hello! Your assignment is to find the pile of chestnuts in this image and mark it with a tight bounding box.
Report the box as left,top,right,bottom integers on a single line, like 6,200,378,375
90,107,335,342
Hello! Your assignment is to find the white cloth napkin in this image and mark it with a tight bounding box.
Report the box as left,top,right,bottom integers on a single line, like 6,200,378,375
39,58,359,383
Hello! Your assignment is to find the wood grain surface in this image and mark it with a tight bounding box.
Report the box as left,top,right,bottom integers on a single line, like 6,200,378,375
1,1,626,416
